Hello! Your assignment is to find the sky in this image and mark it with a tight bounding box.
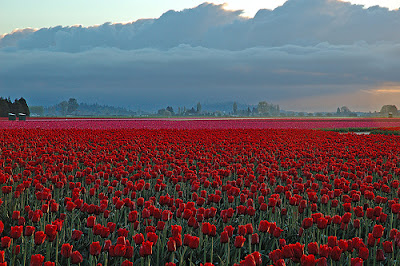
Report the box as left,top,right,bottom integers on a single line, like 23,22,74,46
1,0,400,112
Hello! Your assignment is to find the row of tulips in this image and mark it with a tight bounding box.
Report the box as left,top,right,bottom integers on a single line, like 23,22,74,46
2,118,400,130
0,128,400,265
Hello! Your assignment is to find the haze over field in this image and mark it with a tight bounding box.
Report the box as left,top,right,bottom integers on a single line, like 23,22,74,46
1,0,400,112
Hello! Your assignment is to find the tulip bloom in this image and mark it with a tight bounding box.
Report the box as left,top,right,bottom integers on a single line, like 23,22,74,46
44,224,57,242
139,241,153,256
71,230,83,241
331,246,342,261
10,226,23,239
61,243,73,258
30,254,45,266
383,241,393,253
134,233,145,245
220,231,229,243
234,235,246,248
12,211,20,220
189,236,200,249
1,237,11,249
307,242,319,255
258,220,270,233
86,216,96,228
251,233,259,244
358,247,369,260
372,224,384,239
90,241,102,256
302,218,313,229
167,239,177,252
34,231,46,245
351,258,363,266
71,251,83,264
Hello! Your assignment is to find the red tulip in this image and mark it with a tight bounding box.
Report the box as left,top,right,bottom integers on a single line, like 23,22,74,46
167,238,177,252
24,226,36,237
351,258,363,266
307,242,319,255
319,244,331,258
128,211,138,222
391,203,400,214
71,230,83,241
383,241,393,253
147,232,158,244
331,246,342,261
71,251,83,264
189,236,200,249
376,249,385,261
302,218,313,229
10,226,23,239
258,220,270,233
134,233,145,245
300,254,316,265
341,212,352,224
157,221,166,231
34,231,46,245
30,254,44,266
358,247,369,260
124,246,134,259
282,245,293,259
61,243,73,258
316,217,328,229
12,211,20,220
139,241,153,256
220,231,229,243
171,225,182,237
90,241,101,256
234,235,246,248
372,224,384,238
115,244,126,257
273,227,283,238
1,237,11,249
86,216,96,228
44,224,57,242
121,260,134,266
245,223,253,235
251,233,259,244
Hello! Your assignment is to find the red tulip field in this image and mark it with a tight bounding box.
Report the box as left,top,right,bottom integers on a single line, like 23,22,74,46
1,119,400,265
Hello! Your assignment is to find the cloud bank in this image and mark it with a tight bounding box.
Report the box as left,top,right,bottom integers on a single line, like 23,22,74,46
1,0,400,111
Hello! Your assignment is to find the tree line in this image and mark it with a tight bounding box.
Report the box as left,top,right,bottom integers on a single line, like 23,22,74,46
0,97,30,117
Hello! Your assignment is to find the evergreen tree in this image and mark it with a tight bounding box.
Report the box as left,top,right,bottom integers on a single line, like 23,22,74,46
17,97,30,116
67,98,79,114
233,102,238,114
0,98,10,117
196,102,202,114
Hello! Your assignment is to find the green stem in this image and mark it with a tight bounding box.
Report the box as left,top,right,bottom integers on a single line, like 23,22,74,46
204,235,207,264
211,237,214,264
226,243,230,266
46,241,51,262
248,235,251,254
55,233,59,265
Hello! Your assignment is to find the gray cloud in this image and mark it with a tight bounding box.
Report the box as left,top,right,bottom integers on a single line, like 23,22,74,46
1,43,400,110
0,0,400,111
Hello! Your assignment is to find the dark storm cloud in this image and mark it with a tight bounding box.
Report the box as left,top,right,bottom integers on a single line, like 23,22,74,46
0,0,399,110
